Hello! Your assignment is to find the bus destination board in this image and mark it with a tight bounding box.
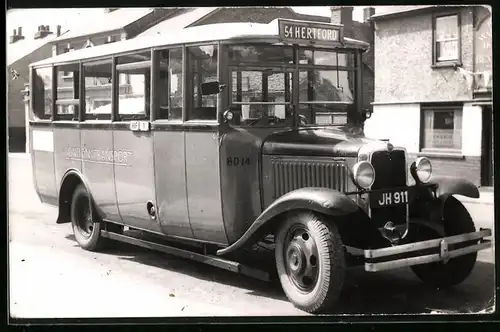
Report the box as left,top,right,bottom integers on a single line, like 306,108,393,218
278,19,343,45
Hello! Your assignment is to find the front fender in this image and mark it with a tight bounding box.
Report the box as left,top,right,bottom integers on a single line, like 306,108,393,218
217,187,360,256
430,176,479,199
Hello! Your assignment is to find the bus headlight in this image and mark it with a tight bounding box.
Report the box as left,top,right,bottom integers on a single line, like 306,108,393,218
352,161,375,189
410,157,432,183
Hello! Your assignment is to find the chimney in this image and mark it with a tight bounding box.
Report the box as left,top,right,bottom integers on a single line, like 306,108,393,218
56,25,61,37
34,24,53,39
10,26,25,44
363,7,376,23
331,6,353,38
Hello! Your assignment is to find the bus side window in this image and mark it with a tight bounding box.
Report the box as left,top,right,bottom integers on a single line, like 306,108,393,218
186,45,218,121
83,60,113,120
55,63,80,121
33,67,53,120
116,51,151,121
156,48,182,121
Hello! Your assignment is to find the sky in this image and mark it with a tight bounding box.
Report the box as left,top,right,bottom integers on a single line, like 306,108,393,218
6,8,101,39
6,6,371,40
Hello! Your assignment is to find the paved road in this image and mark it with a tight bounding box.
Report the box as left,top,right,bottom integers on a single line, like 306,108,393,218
8,154,496,318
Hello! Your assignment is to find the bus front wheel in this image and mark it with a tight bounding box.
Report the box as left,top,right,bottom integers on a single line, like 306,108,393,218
275,211,345,314
70,184,106,251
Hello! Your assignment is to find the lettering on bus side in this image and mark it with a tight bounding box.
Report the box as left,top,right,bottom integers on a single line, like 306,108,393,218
66,146,134,166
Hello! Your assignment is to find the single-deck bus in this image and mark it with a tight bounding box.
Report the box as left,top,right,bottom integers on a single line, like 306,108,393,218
28,19,492,314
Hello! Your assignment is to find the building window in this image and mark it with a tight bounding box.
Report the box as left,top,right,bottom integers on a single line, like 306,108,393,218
421,106,462,151
433,14,460,64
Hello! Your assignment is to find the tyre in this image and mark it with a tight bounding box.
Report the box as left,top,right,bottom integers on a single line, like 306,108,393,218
411,196,477,288
70,183,106,251
275,211,345,314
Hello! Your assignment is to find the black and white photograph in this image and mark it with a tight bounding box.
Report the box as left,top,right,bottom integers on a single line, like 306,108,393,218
7,5,495,319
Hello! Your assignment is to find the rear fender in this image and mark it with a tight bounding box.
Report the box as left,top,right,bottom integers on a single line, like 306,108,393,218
411,194,474,239
430,176,479,199
216,187,384,256
56,169,95,224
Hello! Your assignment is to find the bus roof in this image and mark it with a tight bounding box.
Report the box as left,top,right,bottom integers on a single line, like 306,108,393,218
30,19,370,68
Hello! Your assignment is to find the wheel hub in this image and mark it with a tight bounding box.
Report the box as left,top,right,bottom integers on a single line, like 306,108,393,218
283,227,319,292
287,243,305,274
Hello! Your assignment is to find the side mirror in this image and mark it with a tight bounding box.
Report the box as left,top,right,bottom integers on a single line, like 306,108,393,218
200,81,226,95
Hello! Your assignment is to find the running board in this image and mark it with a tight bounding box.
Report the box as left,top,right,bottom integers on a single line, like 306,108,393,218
100,230,270,282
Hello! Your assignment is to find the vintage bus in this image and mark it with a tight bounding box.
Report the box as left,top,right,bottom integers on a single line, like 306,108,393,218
28,19,492,314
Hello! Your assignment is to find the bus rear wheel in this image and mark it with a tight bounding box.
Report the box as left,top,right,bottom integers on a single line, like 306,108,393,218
411,197,477,288
275,211,345,314
70,184,106,251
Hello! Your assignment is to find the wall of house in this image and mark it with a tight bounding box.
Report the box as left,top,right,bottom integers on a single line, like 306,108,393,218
366,102,483,186
374,7,474,103
8,43,53,152
369,7,489,186
473,6,492,91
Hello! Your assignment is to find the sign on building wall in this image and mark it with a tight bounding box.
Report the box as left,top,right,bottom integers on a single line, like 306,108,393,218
474,9,492,90
278,19,343,45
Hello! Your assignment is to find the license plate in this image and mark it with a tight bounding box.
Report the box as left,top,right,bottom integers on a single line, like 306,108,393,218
370,189,410,208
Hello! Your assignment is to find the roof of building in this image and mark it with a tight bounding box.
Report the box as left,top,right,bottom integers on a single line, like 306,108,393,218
138,7,331,38
32,20,369,67
52,8,155,42
8,30,68,66
137,7,218,38
370,5,454,20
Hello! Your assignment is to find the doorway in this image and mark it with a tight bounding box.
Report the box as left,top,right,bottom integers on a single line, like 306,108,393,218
480,105,493,187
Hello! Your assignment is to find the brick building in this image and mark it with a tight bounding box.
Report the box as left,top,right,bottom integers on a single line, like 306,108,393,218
364,5,493,187
8,25,64,152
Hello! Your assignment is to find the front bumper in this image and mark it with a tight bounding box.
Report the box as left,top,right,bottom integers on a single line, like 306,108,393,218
364,228,492,272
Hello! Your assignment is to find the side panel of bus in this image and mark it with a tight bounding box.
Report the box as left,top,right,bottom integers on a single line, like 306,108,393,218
30,126,57,203
153,130,193,238
185,129,227,244
113,127,162,233
80,127,121,221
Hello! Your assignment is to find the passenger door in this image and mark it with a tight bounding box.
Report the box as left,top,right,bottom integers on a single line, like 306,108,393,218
80,60,120,221
151,48,193,239
113,52,161,233
153,45,227,245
